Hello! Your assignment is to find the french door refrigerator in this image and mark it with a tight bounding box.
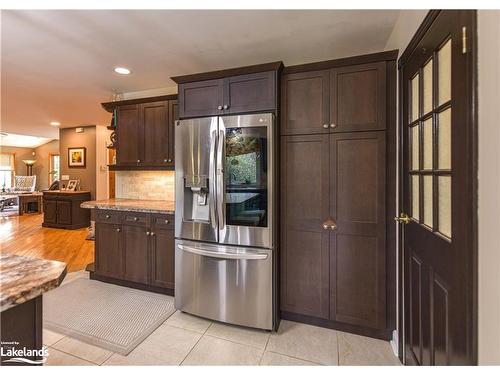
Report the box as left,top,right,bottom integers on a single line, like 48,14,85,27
175,113,276,330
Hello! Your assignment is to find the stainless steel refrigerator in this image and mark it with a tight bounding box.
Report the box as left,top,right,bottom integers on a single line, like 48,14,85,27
174,113,276,330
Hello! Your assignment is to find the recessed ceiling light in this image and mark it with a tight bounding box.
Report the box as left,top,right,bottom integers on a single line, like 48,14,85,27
50,121,61,126
114,67,131,75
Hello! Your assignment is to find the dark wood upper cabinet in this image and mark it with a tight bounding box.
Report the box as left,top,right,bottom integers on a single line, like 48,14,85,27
330,62,386,132
143,100,169,165
225,71,276,114
172,62,282,119
116,104,141,165
281,70,330,135
280,134,330,319
102,95,177,170
178,79,224,118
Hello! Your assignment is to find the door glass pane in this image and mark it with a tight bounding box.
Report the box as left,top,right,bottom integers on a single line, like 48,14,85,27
438,108,451,169
411,125,420,170
225,126,268,227
411,175,419,220
411,74,420,121
423,175,433,228
423,118,433,170
438,39,452,105
438,176,452,237
423,59,433,114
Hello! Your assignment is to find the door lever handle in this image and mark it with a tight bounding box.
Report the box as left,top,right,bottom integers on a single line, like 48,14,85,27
394,213,411,224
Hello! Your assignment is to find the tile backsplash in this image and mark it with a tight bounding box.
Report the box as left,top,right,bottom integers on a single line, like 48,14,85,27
115,171,174,201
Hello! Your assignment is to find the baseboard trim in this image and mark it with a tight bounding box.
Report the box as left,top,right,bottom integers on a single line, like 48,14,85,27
90,272,174,297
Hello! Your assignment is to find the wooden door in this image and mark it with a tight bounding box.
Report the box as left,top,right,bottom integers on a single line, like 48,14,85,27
43,199,57,224
168,100,178,165
281,70,330,135
116,104,141,165
400,10,476,365
330,62,386,132
150,227,175,289
95,223,123,278
122,225,150,284
56,201,72,225
329,132,386,330
226,71,276,114
178,79,224,118
280,134,330,319
142,100,169,166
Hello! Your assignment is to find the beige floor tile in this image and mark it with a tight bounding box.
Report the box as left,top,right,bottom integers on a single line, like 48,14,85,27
206,322,270,349
45,348,95,366
52,336,114,365
165,310,212,334
338,332,401,366
43,329,65,346
266,320,338,365
182,335,263,365
103,324,201,366
260,351,319,366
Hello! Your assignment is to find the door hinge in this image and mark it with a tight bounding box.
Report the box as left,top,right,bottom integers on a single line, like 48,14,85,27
462,26,467,54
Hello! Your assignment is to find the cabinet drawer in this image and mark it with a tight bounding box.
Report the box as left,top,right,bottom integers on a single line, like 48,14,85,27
96,210,122,224
152,214,174,229
123,212,150,226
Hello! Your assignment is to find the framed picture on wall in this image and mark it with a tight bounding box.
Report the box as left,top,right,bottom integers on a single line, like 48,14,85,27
68,147,86,168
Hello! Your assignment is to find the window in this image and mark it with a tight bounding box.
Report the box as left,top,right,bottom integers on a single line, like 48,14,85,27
0,153,15,189
49,154,60,185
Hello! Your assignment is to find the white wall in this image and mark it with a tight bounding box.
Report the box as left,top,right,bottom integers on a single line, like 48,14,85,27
477,9,500,365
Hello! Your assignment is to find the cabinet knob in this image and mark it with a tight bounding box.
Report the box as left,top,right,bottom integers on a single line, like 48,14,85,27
116,228,121,232
137,159,141,163
105,214,110,219
168,159,172,163
322,124,329,129
133,217,138,221
146,231,150,235
164,219,169,224
330,123,337,129
150,232,155,236
223,104,229,110
321,217,337,231
217,105,223,110
164,159,168,163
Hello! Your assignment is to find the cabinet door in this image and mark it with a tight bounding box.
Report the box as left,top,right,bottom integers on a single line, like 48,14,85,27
56,201,72,225
116,104,141,165
168,100,178,165
226,71,276,114
280,134,330,319
95,223,123,278
329,132,386,329
142,100,169,165
178,79,224,118
281,70,330,135
43,200,57,224
122,225,150,284
330,62,386,132
150,226,175,289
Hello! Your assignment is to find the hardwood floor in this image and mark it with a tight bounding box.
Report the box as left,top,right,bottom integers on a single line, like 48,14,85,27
0,213,94,272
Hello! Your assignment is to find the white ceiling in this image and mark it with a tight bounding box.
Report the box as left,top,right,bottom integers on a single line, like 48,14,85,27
0,132,53,148
1,10,400,138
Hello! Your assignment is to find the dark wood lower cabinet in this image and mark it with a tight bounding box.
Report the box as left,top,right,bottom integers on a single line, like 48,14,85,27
280,132,389,339
42,191,91,229
43,200,57,224
92,210,174,295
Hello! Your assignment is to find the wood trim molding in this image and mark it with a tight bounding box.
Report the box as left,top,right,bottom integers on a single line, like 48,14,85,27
101,94,178,113
170,61,284,84
107,164,174,171
283,50,399,75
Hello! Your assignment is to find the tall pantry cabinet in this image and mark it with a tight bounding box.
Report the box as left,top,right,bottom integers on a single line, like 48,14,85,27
280,51,397,339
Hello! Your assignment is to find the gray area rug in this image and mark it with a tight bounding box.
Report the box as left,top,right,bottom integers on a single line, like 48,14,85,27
44,277,175,355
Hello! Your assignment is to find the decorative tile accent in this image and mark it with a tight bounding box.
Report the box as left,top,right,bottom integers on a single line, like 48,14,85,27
115,171,174,201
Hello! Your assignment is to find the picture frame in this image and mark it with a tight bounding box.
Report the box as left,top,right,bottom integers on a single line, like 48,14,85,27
66,179,78,191
68,147,86,168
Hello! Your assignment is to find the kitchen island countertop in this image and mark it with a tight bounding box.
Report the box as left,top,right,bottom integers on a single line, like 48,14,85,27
81,198,174,214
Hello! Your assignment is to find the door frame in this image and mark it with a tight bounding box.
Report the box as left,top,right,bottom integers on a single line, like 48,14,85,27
397,10,478,364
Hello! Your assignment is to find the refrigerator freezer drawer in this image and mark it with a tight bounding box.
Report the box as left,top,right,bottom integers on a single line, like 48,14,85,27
175,240,273,330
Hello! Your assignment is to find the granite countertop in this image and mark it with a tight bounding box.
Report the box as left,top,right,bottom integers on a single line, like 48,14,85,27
0,253,67,312
81,198,175,214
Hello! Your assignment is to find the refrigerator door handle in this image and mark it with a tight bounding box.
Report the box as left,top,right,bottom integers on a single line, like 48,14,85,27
216,128,225,230
209,129,217,229
177,244,268,260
